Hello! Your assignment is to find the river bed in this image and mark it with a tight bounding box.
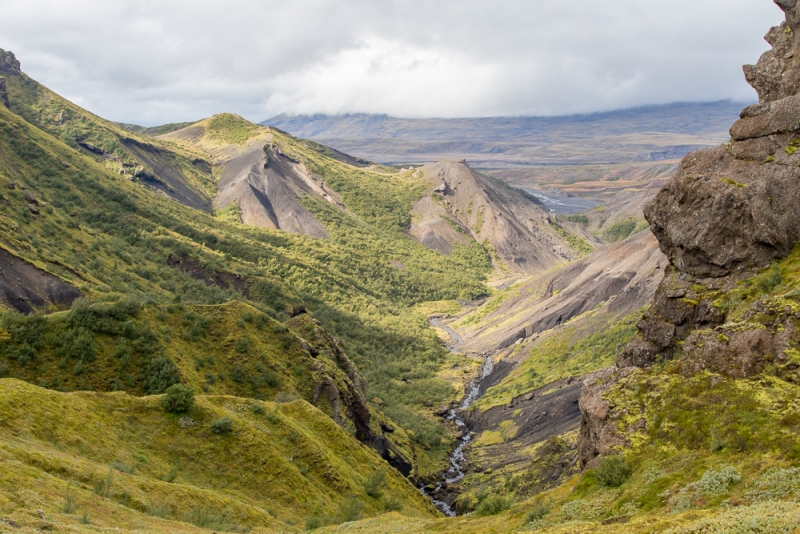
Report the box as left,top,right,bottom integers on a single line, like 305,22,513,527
421,317,493,516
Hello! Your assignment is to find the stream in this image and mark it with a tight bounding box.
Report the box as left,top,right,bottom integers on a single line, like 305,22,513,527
422,317,494,516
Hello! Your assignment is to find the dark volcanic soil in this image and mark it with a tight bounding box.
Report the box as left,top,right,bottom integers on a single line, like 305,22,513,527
0,248,82,313
466,376,583,460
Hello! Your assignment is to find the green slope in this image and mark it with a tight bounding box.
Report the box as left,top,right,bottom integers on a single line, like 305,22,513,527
0,378,438,532
0,78,491,474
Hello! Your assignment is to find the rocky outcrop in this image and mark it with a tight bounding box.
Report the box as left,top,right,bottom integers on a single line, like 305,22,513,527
577,367,634,469
286,314,414,475
0,247,82,314
0,49,20,75
580,0,800,468
619,0,800,368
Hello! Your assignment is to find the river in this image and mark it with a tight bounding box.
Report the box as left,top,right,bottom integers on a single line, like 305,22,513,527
422,317,494,516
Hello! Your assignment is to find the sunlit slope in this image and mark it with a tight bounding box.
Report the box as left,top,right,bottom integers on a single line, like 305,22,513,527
0,80,484,470
1,49,215,211
0,379,438,532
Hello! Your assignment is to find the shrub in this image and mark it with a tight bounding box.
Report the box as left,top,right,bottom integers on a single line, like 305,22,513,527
331,496,363,524
526,500,550,523
305,514,325,530
756,264,783,294
475,495,511,517
364,469,386,498
230,365,248,383
210,417,233,434
746,467,800,501
144,356,181,394
596,455,631,487
251,402,265,414
694,465,741,496
384,497,403,512
160,384,195,413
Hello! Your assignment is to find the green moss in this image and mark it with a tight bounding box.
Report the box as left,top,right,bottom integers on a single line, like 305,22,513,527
720,177,748,188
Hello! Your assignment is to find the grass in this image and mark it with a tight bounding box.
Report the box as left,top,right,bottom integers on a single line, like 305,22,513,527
0,378,438,531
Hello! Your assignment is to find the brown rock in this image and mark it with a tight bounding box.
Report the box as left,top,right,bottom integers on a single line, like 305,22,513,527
619,2,800,369
23,190,38,205
577,367,633,469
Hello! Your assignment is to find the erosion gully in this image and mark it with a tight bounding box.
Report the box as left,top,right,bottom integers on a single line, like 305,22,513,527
422,318,494,516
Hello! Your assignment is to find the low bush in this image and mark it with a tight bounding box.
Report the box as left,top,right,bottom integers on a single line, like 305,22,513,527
596,455,631,487
210,417,233,434
474,495,511,517
364,468,386,498
159,384,195,413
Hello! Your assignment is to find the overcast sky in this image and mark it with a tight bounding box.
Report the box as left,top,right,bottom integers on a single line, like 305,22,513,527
0,1,784,125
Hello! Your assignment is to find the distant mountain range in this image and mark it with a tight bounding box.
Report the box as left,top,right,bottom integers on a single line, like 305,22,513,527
264,101,749,167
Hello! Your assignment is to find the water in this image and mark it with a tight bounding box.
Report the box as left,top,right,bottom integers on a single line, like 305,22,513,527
430,317,464,351
419,317,494,516
522,188,601,215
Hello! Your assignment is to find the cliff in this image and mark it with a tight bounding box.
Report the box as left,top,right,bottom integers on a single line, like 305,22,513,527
580,0,800,468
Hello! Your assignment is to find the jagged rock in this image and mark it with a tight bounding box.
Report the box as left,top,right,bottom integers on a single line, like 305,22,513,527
619,0,800,368
0,49,20,75
577,367,634,469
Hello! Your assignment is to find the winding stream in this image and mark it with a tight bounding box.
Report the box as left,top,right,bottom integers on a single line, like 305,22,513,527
422,317,494,516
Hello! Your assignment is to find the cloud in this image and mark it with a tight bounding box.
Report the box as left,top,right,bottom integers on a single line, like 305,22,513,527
0,0,784,124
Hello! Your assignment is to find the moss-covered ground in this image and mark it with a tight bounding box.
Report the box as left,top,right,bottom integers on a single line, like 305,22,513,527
0,379,438,532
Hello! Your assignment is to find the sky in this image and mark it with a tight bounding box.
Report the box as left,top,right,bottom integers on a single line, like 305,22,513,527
0,0,785,125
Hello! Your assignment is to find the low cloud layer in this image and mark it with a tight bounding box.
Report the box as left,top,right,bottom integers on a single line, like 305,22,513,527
0,0,783,125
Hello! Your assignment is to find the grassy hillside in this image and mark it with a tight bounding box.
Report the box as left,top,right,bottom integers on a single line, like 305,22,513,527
0,379,437,532
0,86,491,474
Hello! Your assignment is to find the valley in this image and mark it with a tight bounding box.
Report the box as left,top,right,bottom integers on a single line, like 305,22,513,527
1,2,800,531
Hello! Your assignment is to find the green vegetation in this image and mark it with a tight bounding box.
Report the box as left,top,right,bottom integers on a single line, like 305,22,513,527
0,94,496,468
565,214,589,225
477,309,641,409
549,220,593,255
210,416,233,434
160,384,195,413
0,379,437,531
601,216,650,243
206,113,260,145
595,456,631,488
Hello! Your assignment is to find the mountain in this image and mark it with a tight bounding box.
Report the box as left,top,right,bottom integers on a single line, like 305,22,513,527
263,101,746,167
408,160,594,272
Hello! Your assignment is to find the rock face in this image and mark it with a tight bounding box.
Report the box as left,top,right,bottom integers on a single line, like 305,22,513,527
215,143,335,238
580,0,800,468
619,0,800,367
577,367,634,469
285,314,414,475
0,49,20,75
